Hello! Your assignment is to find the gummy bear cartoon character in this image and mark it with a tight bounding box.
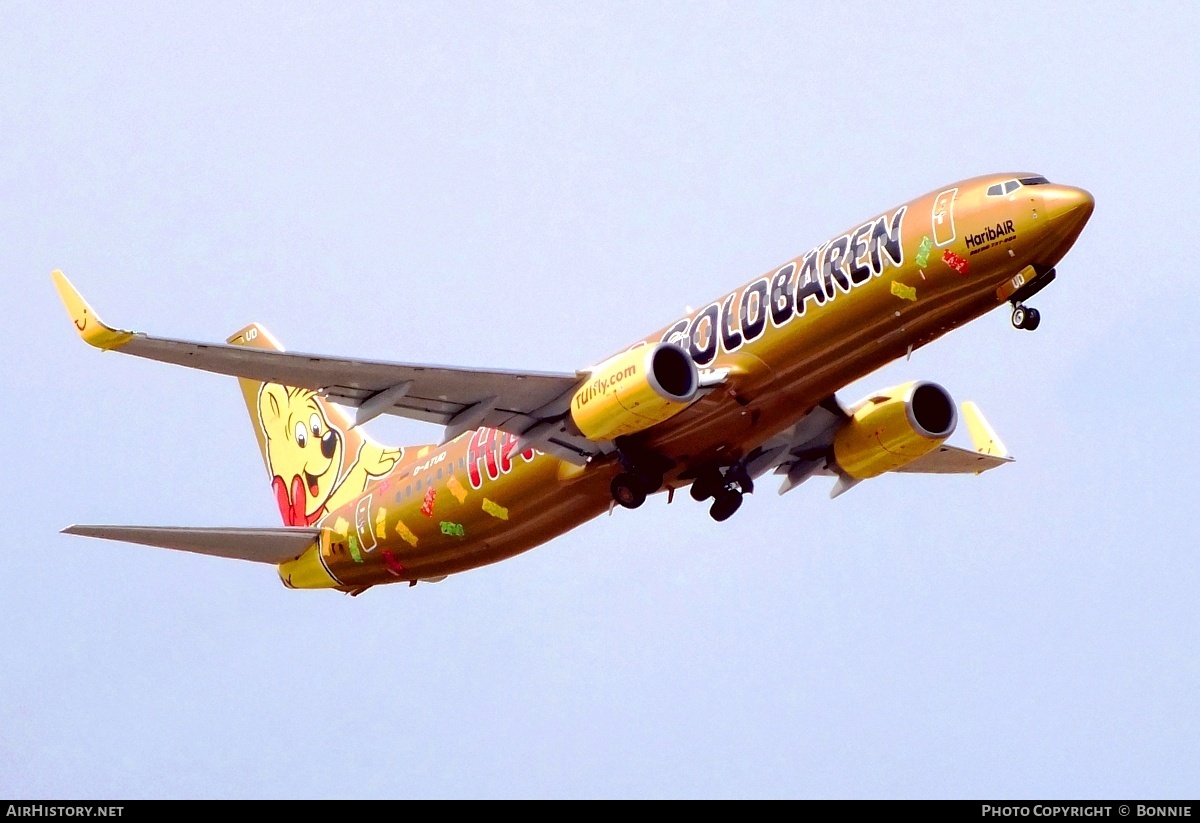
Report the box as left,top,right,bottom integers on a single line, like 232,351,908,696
257,383,400,526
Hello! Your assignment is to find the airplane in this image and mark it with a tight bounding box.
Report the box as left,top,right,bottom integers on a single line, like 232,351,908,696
53,171,1094,594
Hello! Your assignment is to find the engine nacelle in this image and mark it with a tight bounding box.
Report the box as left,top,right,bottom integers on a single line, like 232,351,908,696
832,381,958,479
570,343,700,441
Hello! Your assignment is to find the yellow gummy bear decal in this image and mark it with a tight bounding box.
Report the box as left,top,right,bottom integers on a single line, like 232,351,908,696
890,280,917,302
394,519,419,547
482,498,509,520
446,474,468,503
375,507,388,539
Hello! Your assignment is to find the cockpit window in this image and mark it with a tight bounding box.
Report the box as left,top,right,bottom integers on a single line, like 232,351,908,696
988,177,1040,197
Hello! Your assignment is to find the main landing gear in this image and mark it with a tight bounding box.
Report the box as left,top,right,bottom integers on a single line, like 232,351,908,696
609,441,675,510
606,443,755,523
610,468,664,510
689,465,753,522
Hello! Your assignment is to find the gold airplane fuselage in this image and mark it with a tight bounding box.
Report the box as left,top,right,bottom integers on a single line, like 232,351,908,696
282,172,1094,590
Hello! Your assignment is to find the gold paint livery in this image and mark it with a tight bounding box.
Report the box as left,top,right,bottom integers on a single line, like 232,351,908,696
54,172,1094,593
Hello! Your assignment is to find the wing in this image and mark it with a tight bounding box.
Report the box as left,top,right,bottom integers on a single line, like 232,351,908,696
893,446,1012,474
52,272,597,464
62,525,321,564
758,398,1013,496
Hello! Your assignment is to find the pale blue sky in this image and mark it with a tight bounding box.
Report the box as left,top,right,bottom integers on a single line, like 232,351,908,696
2,2,1198,798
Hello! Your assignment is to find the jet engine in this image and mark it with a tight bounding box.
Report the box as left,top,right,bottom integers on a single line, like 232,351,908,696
570,343,700,441
832,381,958,479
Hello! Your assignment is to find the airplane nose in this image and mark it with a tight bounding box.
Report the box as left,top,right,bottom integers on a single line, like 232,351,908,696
1042,185,1095,233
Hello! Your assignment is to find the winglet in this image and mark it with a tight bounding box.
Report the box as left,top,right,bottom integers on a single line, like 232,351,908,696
962,401,1008,458
51,271,135,350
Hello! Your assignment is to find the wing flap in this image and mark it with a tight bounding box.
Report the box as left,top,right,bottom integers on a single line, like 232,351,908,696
62,525,321,564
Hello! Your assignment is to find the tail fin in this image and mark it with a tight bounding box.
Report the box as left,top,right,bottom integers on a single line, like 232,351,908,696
227,324,404,527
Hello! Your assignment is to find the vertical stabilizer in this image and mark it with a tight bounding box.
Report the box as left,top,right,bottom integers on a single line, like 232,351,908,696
226,324,403,526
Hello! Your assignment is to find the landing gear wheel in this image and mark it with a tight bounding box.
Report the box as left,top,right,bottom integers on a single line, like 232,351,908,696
690,471,721,501
635,470,664,495
1011,304,1040,331
709,488,743,522
611,473,647,509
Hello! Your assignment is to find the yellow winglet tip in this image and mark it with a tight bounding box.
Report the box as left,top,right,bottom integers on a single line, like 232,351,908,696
51,271,134,350
962,401,1009,459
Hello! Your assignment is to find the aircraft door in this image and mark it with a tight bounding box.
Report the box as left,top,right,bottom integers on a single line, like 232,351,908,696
354,495,378,555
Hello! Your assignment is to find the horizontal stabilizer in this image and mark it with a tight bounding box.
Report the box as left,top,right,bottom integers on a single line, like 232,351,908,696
62,525,321,564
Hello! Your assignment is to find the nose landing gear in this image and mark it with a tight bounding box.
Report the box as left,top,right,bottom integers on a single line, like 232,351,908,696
1005,266,1054,332
1011,304,1041,331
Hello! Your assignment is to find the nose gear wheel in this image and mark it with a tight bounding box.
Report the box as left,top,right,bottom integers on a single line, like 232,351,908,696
1011,303,1041,331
